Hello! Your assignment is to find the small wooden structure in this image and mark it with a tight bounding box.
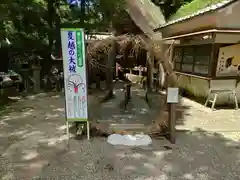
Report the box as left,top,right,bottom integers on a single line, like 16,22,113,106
156,0,240,106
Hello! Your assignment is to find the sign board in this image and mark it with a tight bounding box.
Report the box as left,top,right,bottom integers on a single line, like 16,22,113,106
216,44,240,77
61,28,88,122
167,88,179,103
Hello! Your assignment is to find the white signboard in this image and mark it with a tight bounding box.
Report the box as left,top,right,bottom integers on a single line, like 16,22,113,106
167,88,179,103
61,28,88,122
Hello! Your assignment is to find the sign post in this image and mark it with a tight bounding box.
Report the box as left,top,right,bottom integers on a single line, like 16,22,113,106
60,28,89,140
167,87,179,144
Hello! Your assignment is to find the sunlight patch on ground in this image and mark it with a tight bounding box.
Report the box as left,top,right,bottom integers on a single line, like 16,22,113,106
162,164,173,172
1,172,14,180
115,152,126,158
21,131,44,139
10,130,28,136
130,153,145,159
53,108,65,112
143,163,156,170
39,135,68,146
122,165,136,171
8,96,21,100
182,173,194,180
112,114,135,119
221,132,240,141
28,161,47,169
51,95,60,98
26,93,48,100
22,150,39,161
1,110,34,122
0,121,9,127
57,125,66,130
44,113,61,120
153,151,169,159
1,115,11,121
179,150,195,162
139,108,148,114
115,152,146,159
157,174,169,180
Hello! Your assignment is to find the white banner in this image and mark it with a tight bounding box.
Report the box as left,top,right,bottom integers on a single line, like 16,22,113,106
61,28,88,121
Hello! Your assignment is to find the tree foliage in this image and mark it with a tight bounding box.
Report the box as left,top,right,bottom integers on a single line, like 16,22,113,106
1,0,125,51
152,0,193,19
0,0,194,67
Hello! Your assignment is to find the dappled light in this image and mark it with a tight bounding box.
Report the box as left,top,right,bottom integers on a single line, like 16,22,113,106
0,92,239,179
39,135,68,146
53,108,65,112
1,0,240,179
22,150,39,161
1,109,33,122
44,113,61,120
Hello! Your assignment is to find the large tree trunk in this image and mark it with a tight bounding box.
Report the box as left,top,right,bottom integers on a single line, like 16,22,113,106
44,0,54,74
125,0,177,143
101,40,116,102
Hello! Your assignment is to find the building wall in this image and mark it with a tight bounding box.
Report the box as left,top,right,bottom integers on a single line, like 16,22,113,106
177,72,240,105
176,73,209,98
161,13,216,38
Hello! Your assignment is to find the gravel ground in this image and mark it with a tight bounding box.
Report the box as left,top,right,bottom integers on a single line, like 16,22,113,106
0,93,240,180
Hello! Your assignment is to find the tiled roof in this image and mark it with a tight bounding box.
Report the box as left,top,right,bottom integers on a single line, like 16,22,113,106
158,0,237,29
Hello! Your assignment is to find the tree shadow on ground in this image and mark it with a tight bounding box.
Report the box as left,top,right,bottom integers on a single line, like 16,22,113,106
0,90,239,179
80,129,240,180
0,96,19,117
5,128,236,180
3,91,239,180
90,86,190,135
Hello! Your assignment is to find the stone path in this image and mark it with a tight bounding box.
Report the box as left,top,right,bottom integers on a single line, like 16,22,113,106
177,97,240,141
0,93,239,180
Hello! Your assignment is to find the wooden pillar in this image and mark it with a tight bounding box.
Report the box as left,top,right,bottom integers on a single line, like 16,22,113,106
95,56,101,89
124,84,131,110
147,51,154,92
166,82,178,144
168,103,176,144
105,40,116,95
138,66,143,76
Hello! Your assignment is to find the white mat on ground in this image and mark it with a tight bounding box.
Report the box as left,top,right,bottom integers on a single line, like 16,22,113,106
107,134,152,146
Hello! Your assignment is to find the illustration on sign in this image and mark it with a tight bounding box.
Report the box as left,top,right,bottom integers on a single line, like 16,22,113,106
216,44,240,77
61,28,88,121
67,74,86,118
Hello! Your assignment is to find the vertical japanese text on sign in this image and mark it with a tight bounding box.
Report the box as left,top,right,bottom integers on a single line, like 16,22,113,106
68,31,76,73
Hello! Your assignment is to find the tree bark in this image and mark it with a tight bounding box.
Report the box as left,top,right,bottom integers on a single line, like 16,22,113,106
45,0,54,73
101,40,116,102
147,51,154,92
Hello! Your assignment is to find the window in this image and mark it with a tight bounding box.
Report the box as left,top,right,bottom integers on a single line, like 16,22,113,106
173,45,211,76
173,47,182,71
182,47,194,72
182,47,194,63
194,46,211,75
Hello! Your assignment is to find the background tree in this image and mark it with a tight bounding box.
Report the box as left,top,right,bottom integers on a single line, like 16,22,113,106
0,0,194,72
